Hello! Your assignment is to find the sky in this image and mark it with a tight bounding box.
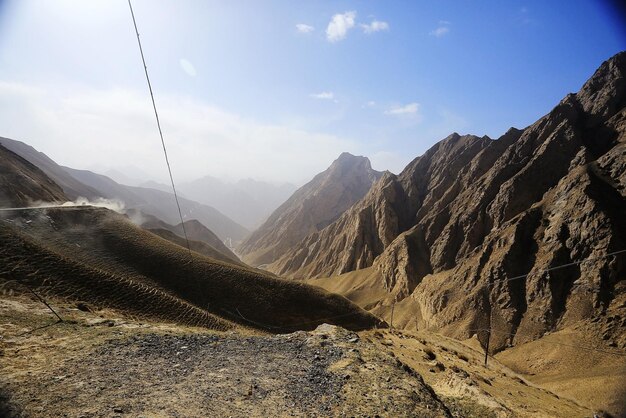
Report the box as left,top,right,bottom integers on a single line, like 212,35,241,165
0,0,624,185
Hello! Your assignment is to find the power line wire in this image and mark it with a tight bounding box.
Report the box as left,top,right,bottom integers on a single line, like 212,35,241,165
496,249,626,285
127,0,192,257
428,249,626,300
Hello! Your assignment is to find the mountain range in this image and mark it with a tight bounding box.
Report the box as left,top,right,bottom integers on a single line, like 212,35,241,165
0,136,249,243
1,52,625,417
239,52,626,414
258,52,626,348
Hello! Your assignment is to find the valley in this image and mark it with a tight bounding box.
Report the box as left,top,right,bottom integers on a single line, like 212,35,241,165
0,9,624,416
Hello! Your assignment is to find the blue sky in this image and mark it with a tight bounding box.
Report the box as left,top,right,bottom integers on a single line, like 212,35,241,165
0,0,623,184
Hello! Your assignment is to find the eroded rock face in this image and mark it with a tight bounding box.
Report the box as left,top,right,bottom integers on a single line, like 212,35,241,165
237,152,382,267
377,53,626,351
278,52,626,350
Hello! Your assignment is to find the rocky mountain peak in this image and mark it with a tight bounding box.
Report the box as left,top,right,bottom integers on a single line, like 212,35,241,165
329,152,375,176
237,153,382,267
576,51,626,123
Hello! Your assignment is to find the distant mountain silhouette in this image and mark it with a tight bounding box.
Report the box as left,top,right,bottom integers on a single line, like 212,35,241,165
178,176,296,229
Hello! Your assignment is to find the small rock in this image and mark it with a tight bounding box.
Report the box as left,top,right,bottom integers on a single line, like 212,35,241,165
76,302,91,312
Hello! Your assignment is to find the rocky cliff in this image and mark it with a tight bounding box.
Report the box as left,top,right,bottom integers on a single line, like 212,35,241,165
238,152,382,267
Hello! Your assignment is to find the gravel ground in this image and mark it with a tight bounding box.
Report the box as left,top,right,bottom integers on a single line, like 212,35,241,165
2,321,451,418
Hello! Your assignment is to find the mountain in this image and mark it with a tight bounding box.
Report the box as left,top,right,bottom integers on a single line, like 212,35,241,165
178,175,296,229
0,137,101,199
63,167,249,242
103,168,146,187
238,152,383,267
132,209,241,264
0,143,67,207
282,53,626,345
0,205,381,332
0,136,249,243
139,180,173,193
290,52,626,416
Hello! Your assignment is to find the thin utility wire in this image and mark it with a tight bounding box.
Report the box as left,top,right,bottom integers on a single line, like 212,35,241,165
427,248,626,300
494,249,626,285
127,0,192,257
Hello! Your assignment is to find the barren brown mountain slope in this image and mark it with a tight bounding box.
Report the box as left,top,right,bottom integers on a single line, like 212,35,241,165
296,52,626,416
278,52,626,333
0,206,381,332
0,144,67,207
238,152,382,267
269,132,498,279
130,209,241,264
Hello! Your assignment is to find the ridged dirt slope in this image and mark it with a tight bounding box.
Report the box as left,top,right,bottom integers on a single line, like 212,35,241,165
0,206,382,332
238,152,382,267
278,52,626,350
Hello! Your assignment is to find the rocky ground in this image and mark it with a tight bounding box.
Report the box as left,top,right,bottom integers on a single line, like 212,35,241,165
1,294,595,417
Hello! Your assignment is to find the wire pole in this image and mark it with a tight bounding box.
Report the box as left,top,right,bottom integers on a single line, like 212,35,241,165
390,299,396,331
484,327,491,366
483,281,492,366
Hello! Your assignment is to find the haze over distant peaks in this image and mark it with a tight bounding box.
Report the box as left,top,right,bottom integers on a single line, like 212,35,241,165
177,176,297,230
0,137,249,242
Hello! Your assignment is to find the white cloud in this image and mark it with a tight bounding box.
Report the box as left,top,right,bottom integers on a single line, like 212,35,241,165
429,21,451,38
326,11,356,42
362,100,376,108
0,81,359,184
310,91,335,100
179,59,197,77
384,102,420,116
296,23,315,34
360,20,389,34
429,26,449,37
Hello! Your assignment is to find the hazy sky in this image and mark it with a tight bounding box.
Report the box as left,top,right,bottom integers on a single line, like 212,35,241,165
0,0,624,185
